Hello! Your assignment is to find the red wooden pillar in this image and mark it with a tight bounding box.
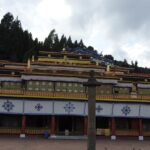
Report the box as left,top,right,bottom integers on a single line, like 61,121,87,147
139,118,144,140
83,116,88,135
109,118,111,130
20,115,26,138
111,118,116,135
111,117,116,140
51,115,56,135
21,115,26,133
131,119,139,130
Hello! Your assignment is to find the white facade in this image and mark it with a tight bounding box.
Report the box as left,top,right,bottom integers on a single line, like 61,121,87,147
0,98,150,118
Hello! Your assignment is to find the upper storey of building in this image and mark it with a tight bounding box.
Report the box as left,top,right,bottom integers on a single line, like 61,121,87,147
0,49,150,102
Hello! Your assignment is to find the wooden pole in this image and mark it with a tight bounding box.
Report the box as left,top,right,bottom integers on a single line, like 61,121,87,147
84,70,101,150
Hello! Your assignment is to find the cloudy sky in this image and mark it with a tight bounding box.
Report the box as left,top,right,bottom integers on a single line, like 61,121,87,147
0,0,150,67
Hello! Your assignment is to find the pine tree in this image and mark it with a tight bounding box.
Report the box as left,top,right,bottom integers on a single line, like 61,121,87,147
59,34,67,50
67,36,73,48
44,29,56,50
79,39,85,48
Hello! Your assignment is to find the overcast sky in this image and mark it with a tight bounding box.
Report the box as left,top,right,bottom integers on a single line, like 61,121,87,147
0,0,150,67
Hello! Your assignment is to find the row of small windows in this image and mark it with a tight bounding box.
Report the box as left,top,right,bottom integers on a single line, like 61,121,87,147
28,81,83,87
27,87,83,93
97,90,111,94
3,82,21,86
55,88,84,93
138,89,150,95
56,82,83,87
0,82,21,89
114,87,130,94
28,81,53,86
28,87,53,91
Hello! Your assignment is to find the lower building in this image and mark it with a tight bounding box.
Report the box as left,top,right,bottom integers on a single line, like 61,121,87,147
0,98,150,140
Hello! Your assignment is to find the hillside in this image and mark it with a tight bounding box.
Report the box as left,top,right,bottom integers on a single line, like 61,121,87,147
0,12,150,74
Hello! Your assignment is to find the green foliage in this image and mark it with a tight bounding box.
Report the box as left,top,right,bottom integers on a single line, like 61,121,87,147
0,12,42,62
104,55,114,61
43,31,86,51
44,29,56,50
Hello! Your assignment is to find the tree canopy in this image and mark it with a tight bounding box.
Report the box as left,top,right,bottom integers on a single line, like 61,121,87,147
0,12,42,62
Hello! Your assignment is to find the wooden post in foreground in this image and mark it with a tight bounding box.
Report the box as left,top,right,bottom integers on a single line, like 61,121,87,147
84,70,101,150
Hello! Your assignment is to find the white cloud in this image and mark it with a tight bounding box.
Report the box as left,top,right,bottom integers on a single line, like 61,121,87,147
32,0,72,40
36,0,72,20
121,42,150,67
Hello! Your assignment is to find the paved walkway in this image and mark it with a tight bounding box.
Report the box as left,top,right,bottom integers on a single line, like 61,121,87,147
0,136,149,150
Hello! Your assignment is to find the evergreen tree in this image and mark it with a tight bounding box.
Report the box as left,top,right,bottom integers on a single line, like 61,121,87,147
0,12,40,62
73,40,78,48
1,12,14,29
78,39,85,48
104,55,114,61
44,29,56,50
59,34,67,50
67,36,73,48
52,34,60,50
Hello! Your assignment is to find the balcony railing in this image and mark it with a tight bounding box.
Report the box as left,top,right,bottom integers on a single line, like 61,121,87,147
0,127,21,134
0,127,50,135
143,131,150,136
25,128,51,135
0,89,150,102
96,128,110,136
116,130,139,136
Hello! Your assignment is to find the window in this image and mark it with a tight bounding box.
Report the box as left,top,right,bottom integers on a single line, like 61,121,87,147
29,81,32,85
114,88,119,94
68,83,72,87
56,89,60,92
74,83,78,87
80,84,83,87
10,82,14,86
35,88,39,91
107,91,110,94
4,82,9,86
42,82,46,85
68,89,72,92
48,82,52,86
28,87,32,90
36,81,39,85
17,82,20,86
56,82,60,86
63,83,66,87
48,88,52,91
74,89,77,93
63,89,66,92
41,88,46,91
